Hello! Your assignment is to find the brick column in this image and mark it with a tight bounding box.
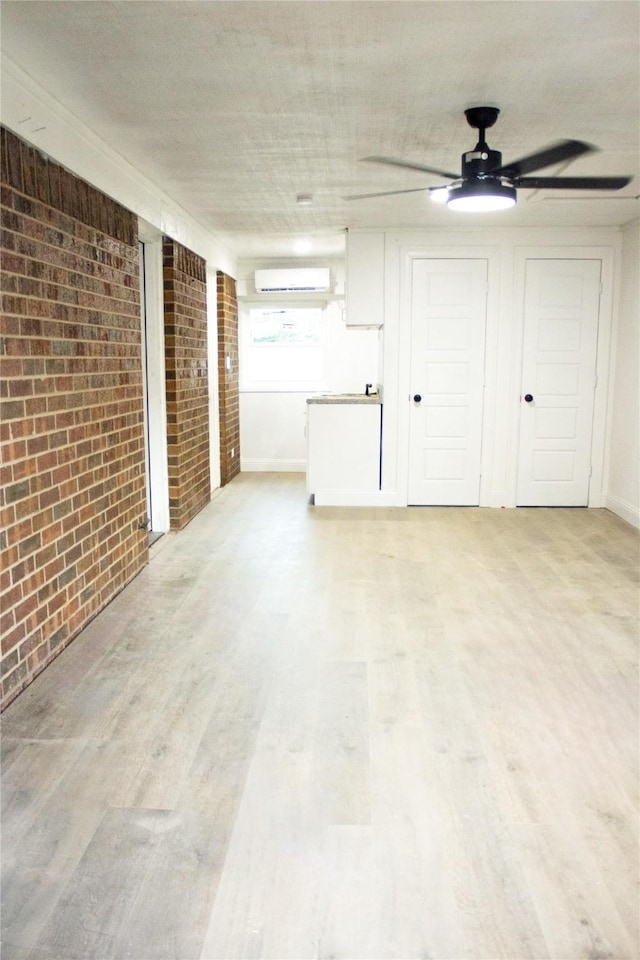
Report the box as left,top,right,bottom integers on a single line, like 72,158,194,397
0,127,147,709
163,238,210,529
217,271,240,485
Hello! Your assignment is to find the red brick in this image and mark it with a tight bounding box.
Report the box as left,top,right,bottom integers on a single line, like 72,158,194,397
1,129,146,710
163,237,211,529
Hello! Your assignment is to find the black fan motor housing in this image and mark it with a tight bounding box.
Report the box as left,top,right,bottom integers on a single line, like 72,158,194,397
462,148,503,179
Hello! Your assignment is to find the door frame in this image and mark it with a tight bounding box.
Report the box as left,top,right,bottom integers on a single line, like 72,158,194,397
138,224,170,533
206,266,222,492
407,257,489,506
395,243,502,507
510,246,617,508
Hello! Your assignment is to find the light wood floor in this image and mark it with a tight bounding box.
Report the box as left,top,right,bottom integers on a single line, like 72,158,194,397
2,473,638,960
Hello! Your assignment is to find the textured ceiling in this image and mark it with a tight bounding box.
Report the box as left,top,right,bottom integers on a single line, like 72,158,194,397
1,0,639,259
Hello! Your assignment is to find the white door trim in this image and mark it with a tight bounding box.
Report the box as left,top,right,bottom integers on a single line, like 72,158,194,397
511,245,617,508
407,258,489,505
138,228,170,533
516,258,601,505
206,268,221,493
396,244,502,506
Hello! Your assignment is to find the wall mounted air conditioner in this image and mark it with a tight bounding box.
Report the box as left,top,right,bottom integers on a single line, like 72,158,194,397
254,267,331,293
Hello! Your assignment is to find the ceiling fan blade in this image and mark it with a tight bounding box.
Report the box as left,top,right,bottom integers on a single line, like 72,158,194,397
362,155,459,180
516,175,632,191
536,194,640,201
344,186,430,201
495,139,595,177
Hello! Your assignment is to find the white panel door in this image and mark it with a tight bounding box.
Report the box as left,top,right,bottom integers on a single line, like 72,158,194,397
408,259,488,505
517,259,601,506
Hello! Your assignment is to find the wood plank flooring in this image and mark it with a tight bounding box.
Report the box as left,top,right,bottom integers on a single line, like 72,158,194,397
2,473,638,960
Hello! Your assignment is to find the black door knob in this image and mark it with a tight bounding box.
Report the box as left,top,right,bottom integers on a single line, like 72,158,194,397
524,394,534,403
413,394,422,403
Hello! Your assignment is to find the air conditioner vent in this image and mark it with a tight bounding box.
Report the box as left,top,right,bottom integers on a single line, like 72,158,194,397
254,267,331,293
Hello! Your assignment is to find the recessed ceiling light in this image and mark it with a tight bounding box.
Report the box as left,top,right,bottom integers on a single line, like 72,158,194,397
296,194,313,206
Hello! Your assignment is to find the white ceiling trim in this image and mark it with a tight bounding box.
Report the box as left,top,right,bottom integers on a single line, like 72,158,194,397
1,57,239,275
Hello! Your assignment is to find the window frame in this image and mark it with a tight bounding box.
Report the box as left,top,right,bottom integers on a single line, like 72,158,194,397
239,301,330,393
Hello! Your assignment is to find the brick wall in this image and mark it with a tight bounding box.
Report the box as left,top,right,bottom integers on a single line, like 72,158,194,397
0,127,148,710
217,271,240,485
163,237,210,529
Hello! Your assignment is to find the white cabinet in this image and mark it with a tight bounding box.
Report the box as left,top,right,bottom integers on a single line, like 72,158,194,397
346,231,384,327
307,399,382,505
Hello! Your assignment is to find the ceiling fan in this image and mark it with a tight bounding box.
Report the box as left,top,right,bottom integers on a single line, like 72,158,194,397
346,106,633,212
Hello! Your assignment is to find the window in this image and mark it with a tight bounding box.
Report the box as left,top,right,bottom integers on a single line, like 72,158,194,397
240,305,326,390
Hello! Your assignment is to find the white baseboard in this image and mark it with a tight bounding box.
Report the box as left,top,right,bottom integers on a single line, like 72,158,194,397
311,490,404,507
241,458,306,473
604,492,640,529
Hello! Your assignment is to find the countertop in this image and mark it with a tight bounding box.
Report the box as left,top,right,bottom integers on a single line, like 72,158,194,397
307,393,382,405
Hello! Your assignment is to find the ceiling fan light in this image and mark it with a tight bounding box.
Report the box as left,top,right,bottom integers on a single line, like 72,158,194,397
430,187,450,204
447,180,517,212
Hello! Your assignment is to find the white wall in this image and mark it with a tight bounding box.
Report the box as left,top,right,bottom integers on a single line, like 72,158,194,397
238,259,379,472
240,393,309,472
238,229,630,500
605,219,640,527
240,320,380,472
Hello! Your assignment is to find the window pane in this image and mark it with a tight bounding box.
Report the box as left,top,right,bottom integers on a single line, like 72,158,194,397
249,308,322,346
242,306,326,390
